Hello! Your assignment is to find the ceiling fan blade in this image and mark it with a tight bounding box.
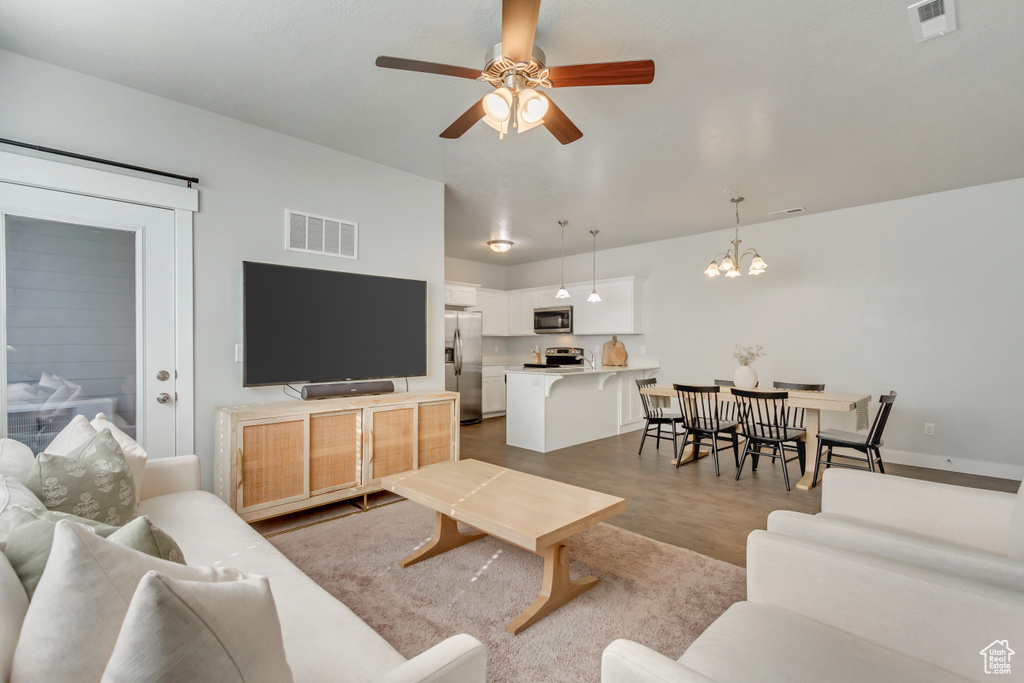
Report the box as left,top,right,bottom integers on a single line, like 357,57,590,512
440,98,487,139
375,56,481,81
502,0,541,64
547,60,656,87
542,96,583,145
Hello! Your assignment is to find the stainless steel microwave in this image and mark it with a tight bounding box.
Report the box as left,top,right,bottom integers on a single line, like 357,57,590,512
534,306,573,334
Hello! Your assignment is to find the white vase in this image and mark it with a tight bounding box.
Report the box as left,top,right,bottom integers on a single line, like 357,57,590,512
733,365,758,390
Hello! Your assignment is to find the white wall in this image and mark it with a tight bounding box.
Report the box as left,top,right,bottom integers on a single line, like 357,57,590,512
503,179,1024,479
444,256,509,290
0,51,446,489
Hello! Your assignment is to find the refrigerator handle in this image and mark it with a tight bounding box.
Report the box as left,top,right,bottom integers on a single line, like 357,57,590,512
454,328,463,375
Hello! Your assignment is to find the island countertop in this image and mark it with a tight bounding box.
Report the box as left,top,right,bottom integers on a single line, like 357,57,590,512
505,361,661,376
505,361,661,453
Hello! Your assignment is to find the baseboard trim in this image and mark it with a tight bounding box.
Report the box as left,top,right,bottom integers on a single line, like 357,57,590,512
883,449,1024,482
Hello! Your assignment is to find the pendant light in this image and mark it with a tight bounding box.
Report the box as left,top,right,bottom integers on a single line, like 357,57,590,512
587,229,602,302
555,220,571,299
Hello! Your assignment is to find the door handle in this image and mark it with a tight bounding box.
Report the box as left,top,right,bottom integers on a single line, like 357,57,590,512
454,328,463,375
156,393,172,404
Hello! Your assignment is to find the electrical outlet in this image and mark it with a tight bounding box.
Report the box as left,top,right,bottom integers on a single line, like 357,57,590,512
640,346,646,355
234,344,243,363
924,422,935,436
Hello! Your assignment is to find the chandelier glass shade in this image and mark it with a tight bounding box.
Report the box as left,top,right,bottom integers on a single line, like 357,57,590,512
705,197,767,278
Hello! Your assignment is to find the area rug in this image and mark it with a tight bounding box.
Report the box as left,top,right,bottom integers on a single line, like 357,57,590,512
270,501,745,682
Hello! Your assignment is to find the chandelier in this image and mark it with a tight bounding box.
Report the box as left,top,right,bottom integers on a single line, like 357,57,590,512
704,197,767,278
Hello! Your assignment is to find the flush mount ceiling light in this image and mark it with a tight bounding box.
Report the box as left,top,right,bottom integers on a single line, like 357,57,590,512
587,229,601,303
704,197,767,279
555,219,570,299
488,239,514,253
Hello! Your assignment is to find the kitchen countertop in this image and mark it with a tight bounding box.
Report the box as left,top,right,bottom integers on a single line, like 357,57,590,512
505,361,661,375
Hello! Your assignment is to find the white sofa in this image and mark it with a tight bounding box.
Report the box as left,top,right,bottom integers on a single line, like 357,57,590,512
2,455,486,683
602,530,1024,682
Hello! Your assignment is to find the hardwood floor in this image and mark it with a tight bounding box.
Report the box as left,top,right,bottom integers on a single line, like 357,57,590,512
462,417,1020,567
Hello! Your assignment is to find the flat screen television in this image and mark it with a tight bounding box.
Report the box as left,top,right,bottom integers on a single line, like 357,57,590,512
243,261,427,387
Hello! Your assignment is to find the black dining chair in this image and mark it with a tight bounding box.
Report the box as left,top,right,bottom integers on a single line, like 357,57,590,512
771,382,824,463
636,378,682,457
713,379,746,449
812,391,897,479
732,388,807,491
673,384,740,476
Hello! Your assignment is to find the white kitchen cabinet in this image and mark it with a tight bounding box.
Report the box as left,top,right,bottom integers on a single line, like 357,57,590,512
507,291,540,336
573,277,645,335
444,281,478,307
482,366,507,415
471,288,508,336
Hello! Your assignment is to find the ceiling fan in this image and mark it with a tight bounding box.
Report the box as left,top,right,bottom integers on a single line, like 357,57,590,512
375,0,655,145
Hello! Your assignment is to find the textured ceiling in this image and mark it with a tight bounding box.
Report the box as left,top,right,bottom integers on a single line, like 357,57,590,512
1,0,1023,264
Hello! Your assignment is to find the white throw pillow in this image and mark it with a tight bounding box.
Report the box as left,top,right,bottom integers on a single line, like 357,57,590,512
0,439,35,483
0,553,28,683
0,475,44,551
11,521,244,683
1008,479,1024,561
102,572,293,683
92,413,147,488
42,414,98,456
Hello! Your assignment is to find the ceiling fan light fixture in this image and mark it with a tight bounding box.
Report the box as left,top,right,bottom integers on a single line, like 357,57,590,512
488,239,513,253
482,88,512,122
520,89,548,123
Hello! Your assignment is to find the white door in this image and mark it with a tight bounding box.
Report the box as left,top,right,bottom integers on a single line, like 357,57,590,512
0,182,178,457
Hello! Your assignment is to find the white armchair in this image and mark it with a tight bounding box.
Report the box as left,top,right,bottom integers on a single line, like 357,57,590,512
602,530,1024,682
766,469,1024,591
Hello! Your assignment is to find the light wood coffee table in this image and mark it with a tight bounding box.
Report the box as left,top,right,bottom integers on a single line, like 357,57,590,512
382,459,625,635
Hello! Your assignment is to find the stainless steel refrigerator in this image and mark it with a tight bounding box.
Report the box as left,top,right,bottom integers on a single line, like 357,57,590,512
445,310,482,425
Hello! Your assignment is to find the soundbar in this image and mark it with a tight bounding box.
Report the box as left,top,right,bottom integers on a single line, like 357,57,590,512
300,380,395,400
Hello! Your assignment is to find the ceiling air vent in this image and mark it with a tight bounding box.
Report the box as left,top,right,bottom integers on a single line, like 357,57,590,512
767,207,805,217
908,0,957,43
285,210,358,260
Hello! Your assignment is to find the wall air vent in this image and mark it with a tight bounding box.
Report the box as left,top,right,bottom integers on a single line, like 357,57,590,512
285,210,357,260
767,207,805,217
908,0,956,43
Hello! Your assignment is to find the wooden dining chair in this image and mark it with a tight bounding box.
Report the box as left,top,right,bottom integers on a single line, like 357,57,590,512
636,378,682,457
811,391,897,480
732,388,807,491
672,384,740,476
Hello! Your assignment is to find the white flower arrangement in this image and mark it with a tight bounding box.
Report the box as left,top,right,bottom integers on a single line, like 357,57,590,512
733,344,765,366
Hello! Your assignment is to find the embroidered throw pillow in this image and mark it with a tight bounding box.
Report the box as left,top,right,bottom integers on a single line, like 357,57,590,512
91,413,147,492
26,429,137,525
5,507,185,597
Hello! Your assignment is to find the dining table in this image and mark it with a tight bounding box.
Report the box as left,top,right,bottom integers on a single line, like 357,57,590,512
639,384,871,490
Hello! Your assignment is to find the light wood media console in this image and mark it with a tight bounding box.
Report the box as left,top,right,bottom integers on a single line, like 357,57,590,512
214,390,460,522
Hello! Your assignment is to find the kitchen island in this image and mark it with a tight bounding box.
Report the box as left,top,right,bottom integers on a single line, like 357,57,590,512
505,361,661,453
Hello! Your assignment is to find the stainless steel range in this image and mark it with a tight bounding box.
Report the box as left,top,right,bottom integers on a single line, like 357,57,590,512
523,347,585,369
